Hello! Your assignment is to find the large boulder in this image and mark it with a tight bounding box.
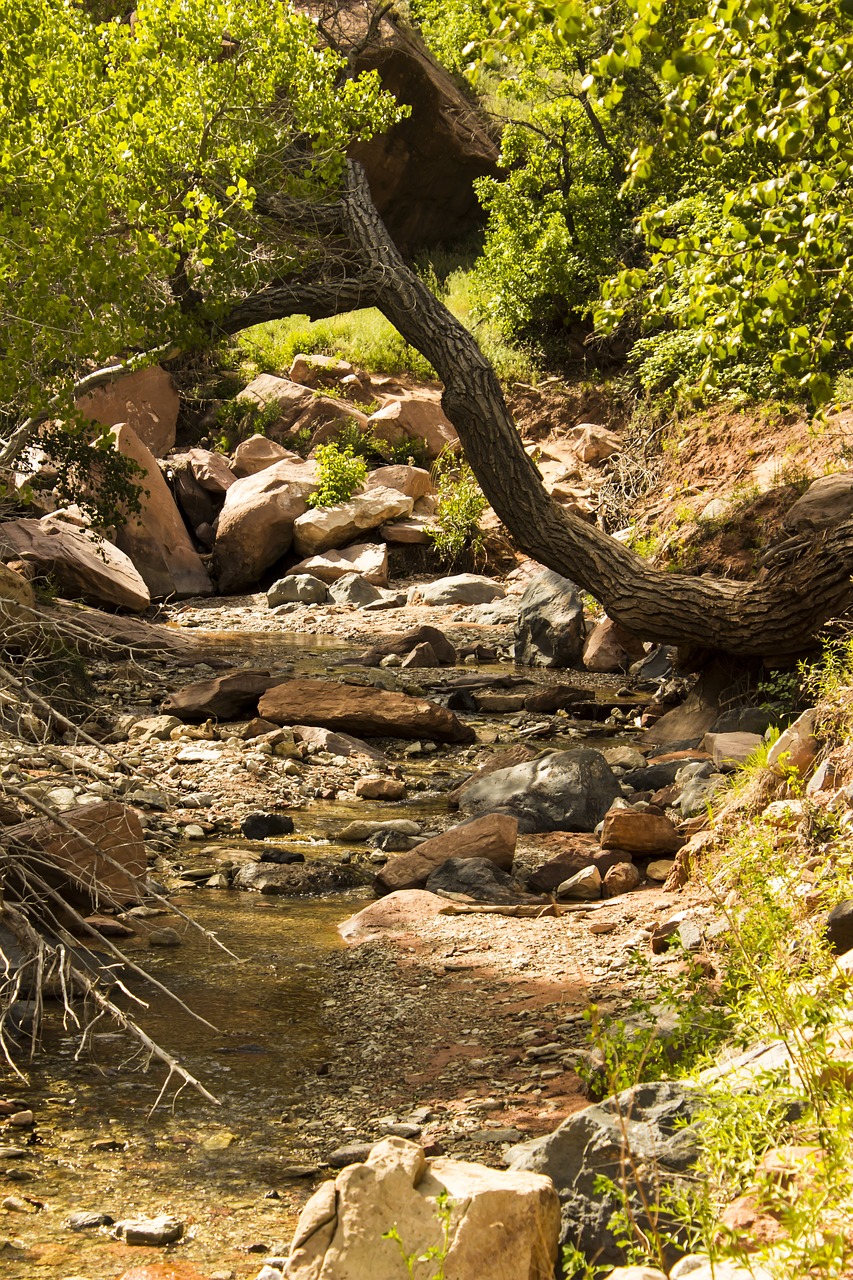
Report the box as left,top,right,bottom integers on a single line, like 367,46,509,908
112,424,213,599
0,516,150,612
426,857,529,904
235,374,314,431
76,364,178,457
583,617,645,673
412,574,506,607
258,679,475,742
268,573,329,605
359,624,457,667
366,465,433,500
284,1136,559,1280
367,394,459,461
162,670,287,722
339,890,447,944
185,448,235,495
231,435,302,478
212,458,317,592
288,543,389,587
6,802,146,910
375,813,517,893
508,1081,699,1267
292,487,413,557
171,456,219,531
600,809,686,856
457,748,621,834
783,471,853,533
515,571,585,668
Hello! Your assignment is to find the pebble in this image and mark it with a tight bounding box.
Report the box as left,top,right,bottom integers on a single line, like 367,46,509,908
327,1142,374,1168
0,1148,28,1159
65,1210,115,1230
116,1213,184,1246
1,1195,38,1213
148,928,182,947
6,1111,33,1127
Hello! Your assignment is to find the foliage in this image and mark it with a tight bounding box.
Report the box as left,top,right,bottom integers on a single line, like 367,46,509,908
382,1190,453,1279
305,442,368,509
234,310,436,382
39,419,145,533
213,398,282,453
426,452,488,566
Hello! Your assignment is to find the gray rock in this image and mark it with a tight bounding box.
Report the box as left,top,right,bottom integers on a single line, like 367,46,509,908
413,574,506,607
676,773,727,817
66,1210,114,1231
232,861,370,896
267,574,328,606
117,1213,184,1246
149,928,181,947
328,573,384,607
367,828,414,853
327,1142,374,1168
825,899,853,956
508,1080,700,1266
709,706,778,735
457,748,621,834
425,857,529,904
514,571,584,668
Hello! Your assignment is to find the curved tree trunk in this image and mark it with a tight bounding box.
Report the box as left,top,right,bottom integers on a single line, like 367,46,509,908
222,163,853,659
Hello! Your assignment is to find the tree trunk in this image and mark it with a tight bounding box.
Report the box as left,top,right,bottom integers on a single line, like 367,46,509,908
222,163,853,659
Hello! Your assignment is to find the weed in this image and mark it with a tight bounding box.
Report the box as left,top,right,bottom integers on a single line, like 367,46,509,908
382,1190,453,1279
306,442,367,508
214,397,281,452
426,451,488,567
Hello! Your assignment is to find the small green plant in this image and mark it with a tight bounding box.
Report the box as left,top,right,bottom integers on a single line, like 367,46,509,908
214,397,281,451
306,441,367,508
382,1190,453,1279
426,451,487,567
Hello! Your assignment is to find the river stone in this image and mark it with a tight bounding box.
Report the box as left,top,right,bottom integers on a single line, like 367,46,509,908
127,715,182,743
556,865,601,900
292,487,413,556
411,574,506,607
339,890,448,944
258,679,475,743
457,748,621,833
284,1136,559,1280
328,573,384,607
354,777,405,800
367,828,414,853
375,813,518,894
232,861,370,895
358,624,457,668
163,670,287,722
241,813,296,840
507,1081,699,1267
117,1214,184,1246
268,574,329,606
338,819,421,842
292,725,386,762
701,731,763,768
514,571,584,668
66,1210,115,1230
426,857,529,905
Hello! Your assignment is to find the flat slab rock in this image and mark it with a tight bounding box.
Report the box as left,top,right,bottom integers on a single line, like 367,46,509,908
258,679,475,743
375,812,518,894
163,670,288,722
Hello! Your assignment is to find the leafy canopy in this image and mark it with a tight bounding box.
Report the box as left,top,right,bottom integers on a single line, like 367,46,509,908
0,0,401,428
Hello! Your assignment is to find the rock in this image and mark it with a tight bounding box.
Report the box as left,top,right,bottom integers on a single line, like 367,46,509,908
367,394,459,461
0,517,150,612
514,571,584,668
783,471,853,533
644,659,735,747
213,459,318,592
766,707,820,777
328,573,384,607
825,900,853,956
163,670,286,722
582,618,645,673
523,837,630,893
339,890,447,943
232,861,369,895
293,725,386,761
76,364,178,457
292,487,413,557
259,848,305,866
66,1210,115,1230
232,435,302,478
0,563,36,636
603,746,647,771
116,1214,184,1246
675,773,727,818
366,465,433,500
457,748,621,834
127,715,182,743
288,353,355,388
411,574,506,607
400,642,440,668
236,374,315,430
149,927,181,947
508,1081,698,1267
268,574,329,605
241,813,296,840
701,731,763,768
621,755,710,792
288,543,389,587
605,1270,667,1280
426,857,529,904
709,706,778,736
259,679,474,742
522,685,586,714
283,1136,559,1280
556,866,601,900
327,1142,375,1169
646,859,676,882
367,828,413,853
354,777,406,800
604,861,641,895
375,813,518,894
338,819,421,842
6,802,145,909
112,425,213,598
359,624,457,667
600,809,685,855
171,457,218,530
380,516,433,544
185,448,235,495
569,422,621,464
670,1260,774,1280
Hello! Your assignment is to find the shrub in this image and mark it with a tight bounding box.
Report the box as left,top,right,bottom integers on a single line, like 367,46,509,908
427,453,488,566
306,442,367,508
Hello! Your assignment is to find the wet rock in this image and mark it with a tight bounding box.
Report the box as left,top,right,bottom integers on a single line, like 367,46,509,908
375,813,518,894
367,395,459,461
0,517,150,612
556,866,601,901
411,574,505,607
241,813,296,840
214,459,318,592
426,857,528,904
259,849,304,866
457,748,621,834
582,618,645,673
622,756,709,792
290,543,390,588
709,706,777,736
600,809,685,856
258,679,475,743
507,1081,699,1268
514,571,584,668
232,861,370,895
163,670,287,722
149,928,182,947
293,488,412,557
604,862,641,895
338,819,421,842
354,777,405,800
358,624,457,668
65,1210,115,1230
367,828,414,853
284,1136,559,1280
76,363,178,457
268,575,329,606
116,1214,184,1246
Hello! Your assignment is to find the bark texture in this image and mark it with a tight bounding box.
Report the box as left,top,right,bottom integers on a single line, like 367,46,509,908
221,163,853,659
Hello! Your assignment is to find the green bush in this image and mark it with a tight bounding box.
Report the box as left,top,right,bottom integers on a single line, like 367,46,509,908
306,442,367,509
427,453,488,566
